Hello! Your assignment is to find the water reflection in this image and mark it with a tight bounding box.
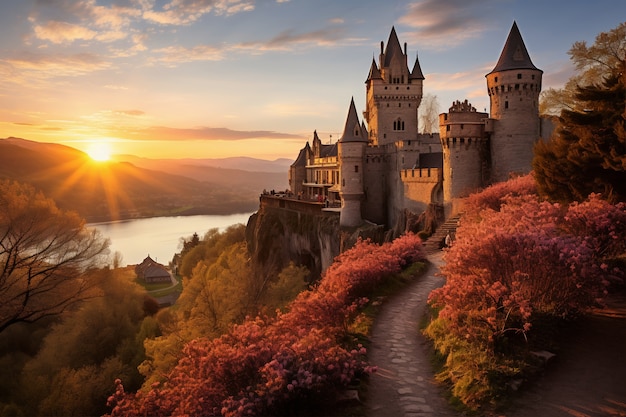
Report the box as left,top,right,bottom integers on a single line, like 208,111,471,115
89,213,253,266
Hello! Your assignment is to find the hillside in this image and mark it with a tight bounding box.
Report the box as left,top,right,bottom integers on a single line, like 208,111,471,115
0,138,288,222
111,154,290,191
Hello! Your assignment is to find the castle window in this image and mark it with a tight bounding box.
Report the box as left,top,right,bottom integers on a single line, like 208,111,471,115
342,179,345,186
393,118,405,131
515,84,519,90
446,125,450,131
517,73,522,79
399,103,401,107
494,76,498,82
505,101,509,109
532,75,535,80
461,124,464,130
354,165,359,173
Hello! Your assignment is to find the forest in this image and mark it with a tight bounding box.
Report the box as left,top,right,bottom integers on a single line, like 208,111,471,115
0,22,624,417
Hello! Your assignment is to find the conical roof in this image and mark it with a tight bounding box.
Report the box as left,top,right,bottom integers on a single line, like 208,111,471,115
339,98,367,143
366,57,382,82
488,22,540,74
410,53,424,80
383,26,404,67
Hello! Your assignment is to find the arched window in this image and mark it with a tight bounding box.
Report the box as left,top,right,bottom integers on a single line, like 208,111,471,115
393,118,405,131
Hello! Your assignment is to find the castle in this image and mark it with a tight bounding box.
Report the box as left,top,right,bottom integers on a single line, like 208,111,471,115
289,22,551,229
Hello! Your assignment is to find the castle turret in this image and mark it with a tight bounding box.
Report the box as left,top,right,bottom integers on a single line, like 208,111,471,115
440,100,489,215
486,22,542,182
339,98,368,227
364,27,423,146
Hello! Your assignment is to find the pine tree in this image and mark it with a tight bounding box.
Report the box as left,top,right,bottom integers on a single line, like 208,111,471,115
534,22,626,203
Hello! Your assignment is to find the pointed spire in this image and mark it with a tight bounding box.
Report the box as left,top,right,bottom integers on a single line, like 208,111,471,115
488,21,540,74
410,53,424,80
383,26,404,67
366,57,382,82
339,98,367,143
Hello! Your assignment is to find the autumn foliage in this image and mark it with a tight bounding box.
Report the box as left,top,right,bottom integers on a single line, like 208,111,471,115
425,174,626,408
107,233,425,416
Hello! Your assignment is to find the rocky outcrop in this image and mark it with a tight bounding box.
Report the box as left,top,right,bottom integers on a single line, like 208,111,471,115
245,196,442,281
246,197,385,281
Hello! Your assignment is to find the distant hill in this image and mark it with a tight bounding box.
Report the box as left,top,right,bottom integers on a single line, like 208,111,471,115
0,138,289,222
113,154,293,173
110,154,290,191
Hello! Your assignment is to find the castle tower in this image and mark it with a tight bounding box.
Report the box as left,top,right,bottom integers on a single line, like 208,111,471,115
486,21,542,182
364,27,424,146
339,98,368,227
439,100,489,214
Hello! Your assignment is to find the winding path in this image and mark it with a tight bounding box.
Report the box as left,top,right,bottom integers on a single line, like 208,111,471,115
365,251,457,417
364,250,626,417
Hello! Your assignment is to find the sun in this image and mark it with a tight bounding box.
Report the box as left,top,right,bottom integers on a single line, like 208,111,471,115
86,142,112,162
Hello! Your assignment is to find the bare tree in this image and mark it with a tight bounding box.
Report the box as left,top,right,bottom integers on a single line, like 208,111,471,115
0,180,110,333
419,94,440,134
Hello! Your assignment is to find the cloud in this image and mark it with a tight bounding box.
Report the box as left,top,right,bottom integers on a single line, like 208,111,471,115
399,0,501,49
142,0,255,25
3,52,112,80
33,20,97,44
152,44,225,64
135,126,304,141
237,27,353,52
115,109,146,117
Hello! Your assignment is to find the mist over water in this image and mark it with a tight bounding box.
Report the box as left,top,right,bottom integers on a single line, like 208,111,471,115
89,213,254,266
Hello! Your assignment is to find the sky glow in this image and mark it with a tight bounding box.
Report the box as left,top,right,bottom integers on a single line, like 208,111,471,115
0,0,624,160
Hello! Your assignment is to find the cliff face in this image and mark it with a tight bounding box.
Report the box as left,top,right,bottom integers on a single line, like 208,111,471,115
245,204,342,281
245,196,439,281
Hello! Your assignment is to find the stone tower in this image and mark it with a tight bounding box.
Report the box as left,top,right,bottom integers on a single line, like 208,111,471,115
339,98,368,227
486,22,542,182
439,100,488,213
364,27,424,146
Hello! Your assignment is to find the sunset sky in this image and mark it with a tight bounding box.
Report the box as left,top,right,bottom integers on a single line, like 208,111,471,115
0,0,624,160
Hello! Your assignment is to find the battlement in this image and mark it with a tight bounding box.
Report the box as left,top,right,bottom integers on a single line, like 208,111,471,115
260,194,339,217
400,167,442,183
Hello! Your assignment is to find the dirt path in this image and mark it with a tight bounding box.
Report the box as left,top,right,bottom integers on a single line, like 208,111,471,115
365,252,458,417
365,251,626,417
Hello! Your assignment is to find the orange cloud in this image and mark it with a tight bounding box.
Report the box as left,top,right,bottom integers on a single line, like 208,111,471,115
33,21,97,44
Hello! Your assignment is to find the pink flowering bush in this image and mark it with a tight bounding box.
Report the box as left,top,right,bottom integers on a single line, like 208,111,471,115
425,175,626,409
107,233,425,416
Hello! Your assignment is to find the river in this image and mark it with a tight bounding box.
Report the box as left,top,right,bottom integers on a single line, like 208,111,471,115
89,213,254,267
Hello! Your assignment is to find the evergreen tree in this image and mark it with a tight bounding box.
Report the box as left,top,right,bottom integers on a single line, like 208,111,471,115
534,22,626,202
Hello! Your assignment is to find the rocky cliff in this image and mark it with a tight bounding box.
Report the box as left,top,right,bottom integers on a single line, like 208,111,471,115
245,196,442,281
246,197,386,281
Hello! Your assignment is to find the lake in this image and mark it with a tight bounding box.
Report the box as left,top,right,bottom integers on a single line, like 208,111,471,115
89,213,254,267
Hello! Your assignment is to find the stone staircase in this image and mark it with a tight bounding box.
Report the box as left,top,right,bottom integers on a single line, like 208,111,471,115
422,213,463,254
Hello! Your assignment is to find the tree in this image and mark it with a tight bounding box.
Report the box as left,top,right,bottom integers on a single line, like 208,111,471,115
419,94,440,134
17,267,158,416
534,22,626,202
0,180,110,333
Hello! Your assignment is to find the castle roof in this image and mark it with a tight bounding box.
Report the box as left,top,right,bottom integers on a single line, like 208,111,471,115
338,97,368,143
366,58,382,82
488,22,541,74
291,141,310,167
383,26,404,68
410,53,425,80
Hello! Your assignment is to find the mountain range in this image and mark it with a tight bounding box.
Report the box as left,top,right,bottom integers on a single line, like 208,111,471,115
0,137,290,222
